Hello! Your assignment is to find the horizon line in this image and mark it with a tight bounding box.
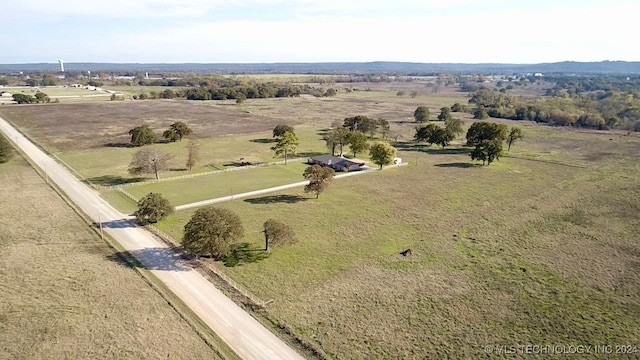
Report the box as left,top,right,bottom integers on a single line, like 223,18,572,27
1,60,638,66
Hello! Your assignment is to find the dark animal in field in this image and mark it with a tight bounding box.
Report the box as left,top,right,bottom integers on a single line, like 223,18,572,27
400,248,412,256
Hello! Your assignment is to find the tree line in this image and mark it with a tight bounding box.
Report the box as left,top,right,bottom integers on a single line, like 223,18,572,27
130,83,337,102
12,92,51,104
466,87,640,131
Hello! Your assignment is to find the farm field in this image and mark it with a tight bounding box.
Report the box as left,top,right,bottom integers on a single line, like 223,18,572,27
0,157,224,359
2,82,639,358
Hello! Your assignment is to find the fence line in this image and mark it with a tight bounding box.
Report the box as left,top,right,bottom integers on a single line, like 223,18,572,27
51,153,89,183
146,225,271,308
102,157,308,190
117,188,138,203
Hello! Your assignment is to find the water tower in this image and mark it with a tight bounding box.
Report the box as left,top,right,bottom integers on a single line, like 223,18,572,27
58,59,64,72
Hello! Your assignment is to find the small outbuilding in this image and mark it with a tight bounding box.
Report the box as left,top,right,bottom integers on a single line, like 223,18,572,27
309,155,366,172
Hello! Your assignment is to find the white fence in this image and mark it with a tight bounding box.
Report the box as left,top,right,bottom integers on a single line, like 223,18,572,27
99,157,309,190
117,188,138,203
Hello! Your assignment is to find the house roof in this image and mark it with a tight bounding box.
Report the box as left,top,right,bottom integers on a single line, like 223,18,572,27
311,155,365,167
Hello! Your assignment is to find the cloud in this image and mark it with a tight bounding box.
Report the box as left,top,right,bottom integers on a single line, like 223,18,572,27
2,0,638,63
3,0,226,21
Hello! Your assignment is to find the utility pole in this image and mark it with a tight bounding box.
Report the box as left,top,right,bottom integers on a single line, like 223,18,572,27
98,212,104,240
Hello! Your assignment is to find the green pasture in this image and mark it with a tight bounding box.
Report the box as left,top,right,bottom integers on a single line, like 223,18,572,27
100,189,138,214
0,86,114,103
152,125,640,358
60,128,329,185
126,162,310,206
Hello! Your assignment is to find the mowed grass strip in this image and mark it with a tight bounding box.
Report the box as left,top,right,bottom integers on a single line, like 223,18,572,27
126,162,310,206
100,189,138,214
155,129,640,358
0,157,223,359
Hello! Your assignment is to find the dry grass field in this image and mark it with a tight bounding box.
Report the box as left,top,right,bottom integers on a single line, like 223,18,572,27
2,82,639,358
0,84,466,154
0,84,467,184
0,157,224,359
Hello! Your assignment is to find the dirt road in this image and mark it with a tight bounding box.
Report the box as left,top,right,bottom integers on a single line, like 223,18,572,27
0,115,304,360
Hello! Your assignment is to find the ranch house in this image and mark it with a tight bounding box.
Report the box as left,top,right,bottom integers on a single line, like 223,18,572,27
309,155,366,172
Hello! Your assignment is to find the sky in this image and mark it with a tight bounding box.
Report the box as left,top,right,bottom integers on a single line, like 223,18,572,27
1,0,638,64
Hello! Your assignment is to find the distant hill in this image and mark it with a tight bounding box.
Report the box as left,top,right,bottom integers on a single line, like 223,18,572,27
1,61,640,74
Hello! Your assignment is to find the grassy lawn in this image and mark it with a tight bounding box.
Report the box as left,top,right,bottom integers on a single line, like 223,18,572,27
0,157,223,359
100,189,138,214
126,162,310,205
58,127,328,185
153,126,640,358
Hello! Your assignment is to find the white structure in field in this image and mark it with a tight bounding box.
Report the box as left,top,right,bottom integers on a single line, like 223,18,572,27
58,59,64,72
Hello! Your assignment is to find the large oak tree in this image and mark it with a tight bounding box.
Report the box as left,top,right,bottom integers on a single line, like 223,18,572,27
369,142,397,169
183,207,244,259
303,164,335,199
135,193,173,225
129,125,158,146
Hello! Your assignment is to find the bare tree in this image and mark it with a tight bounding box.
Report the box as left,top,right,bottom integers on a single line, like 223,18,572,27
128,149,173,180
186,140,199,171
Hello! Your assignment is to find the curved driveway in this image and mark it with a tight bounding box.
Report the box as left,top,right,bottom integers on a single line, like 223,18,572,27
0,115,304,360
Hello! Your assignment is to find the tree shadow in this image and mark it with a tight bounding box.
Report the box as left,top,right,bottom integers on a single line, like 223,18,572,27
104,142,136,148
105,247,191,271
421,147,471,155
224,242,270,267
244,194,309,204
395,143,471,155
434,162,482,168
95,218,138,229
169,167,188,172
295,151,325,158
394,142,421,150
84,175,147,186
249,138,274,143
